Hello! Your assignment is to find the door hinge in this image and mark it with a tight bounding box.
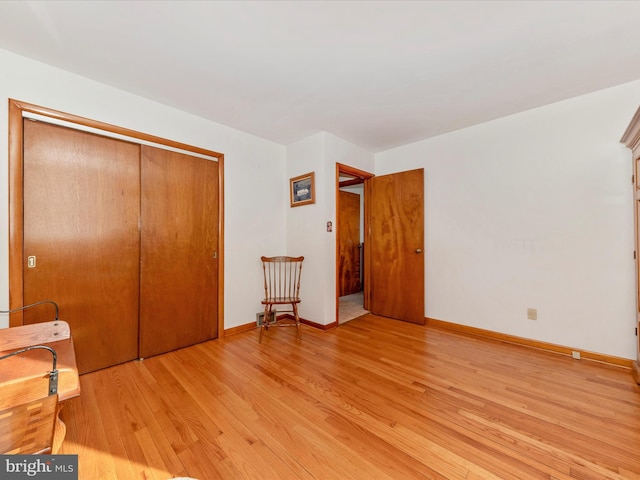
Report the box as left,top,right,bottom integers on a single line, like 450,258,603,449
636,327,638,336
633,174,635,185
635,251,637,260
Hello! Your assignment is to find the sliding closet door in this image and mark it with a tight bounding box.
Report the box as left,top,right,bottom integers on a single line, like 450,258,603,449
139,146,219,358
23,120,141,374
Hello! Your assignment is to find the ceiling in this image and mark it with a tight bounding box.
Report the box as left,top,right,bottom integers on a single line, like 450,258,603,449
1,1,640,153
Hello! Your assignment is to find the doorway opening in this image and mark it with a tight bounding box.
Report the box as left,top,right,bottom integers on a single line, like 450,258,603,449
336,163,374,324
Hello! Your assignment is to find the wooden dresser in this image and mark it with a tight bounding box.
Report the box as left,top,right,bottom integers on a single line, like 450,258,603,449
621,108,640,384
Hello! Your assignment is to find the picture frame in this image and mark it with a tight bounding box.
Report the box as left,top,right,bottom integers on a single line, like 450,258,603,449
290,171,315,207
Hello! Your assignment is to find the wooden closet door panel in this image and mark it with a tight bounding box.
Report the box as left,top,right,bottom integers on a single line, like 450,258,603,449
338,190,361,296
140,146,219,358
23,120,141,374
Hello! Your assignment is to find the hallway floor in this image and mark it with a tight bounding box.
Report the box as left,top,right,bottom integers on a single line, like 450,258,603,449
338,291,368,324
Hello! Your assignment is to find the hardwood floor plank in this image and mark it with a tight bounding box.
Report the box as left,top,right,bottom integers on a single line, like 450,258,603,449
181,347,320,480
59,314,640,479
158,352,303,479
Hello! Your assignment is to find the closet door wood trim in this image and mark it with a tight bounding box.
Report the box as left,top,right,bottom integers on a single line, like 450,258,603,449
7,99,225,337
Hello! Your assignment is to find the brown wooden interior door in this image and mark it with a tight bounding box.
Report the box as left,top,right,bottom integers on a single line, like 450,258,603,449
338,190,361,296
367,169,424,324
139,146,219,359
23,120,141,374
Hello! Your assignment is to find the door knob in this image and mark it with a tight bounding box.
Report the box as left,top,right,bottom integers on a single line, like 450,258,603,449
415,249,423,254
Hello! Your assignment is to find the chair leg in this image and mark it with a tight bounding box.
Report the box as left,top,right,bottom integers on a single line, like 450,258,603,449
259,305,270,343
292,303,302,340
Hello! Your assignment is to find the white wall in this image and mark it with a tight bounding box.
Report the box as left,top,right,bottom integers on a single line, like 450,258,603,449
0,48,286,330
376,80,640,359
286,132,374,325
285,133,326,324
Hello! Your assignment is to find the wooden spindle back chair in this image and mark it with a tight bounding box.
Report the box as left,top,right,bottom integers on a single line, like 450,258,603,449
260,256,304,342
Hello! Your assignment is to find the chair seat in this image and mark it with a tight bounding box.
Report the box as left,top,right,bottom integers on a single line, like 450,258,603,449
262,297,300,304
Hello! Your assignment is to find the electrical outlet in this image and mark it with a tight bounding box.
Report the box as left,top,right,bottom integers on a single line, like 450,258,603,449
527,308,537,320
572,351,581,360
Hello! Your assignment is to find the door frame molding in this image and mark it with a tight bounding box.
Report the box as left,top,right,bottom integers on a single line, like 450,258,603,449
335,163,374,324
8,99,225,337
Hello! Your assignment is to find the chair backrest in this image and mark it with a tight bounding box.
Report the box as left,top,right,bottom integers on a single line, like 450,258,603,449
0,394,58,454
261,256,304,302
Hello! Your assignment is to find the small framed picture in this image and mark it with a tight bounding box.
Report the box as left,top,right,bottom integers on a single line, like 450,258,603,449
290,172,315,207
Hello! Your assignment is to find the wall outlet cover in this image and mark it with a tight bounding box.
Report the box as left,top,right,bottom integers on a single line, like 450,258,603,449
256,311,277,326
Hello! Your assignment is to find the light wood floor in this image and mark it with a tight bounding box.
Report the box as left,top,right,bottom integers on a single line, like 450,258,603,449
60,314,640,479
